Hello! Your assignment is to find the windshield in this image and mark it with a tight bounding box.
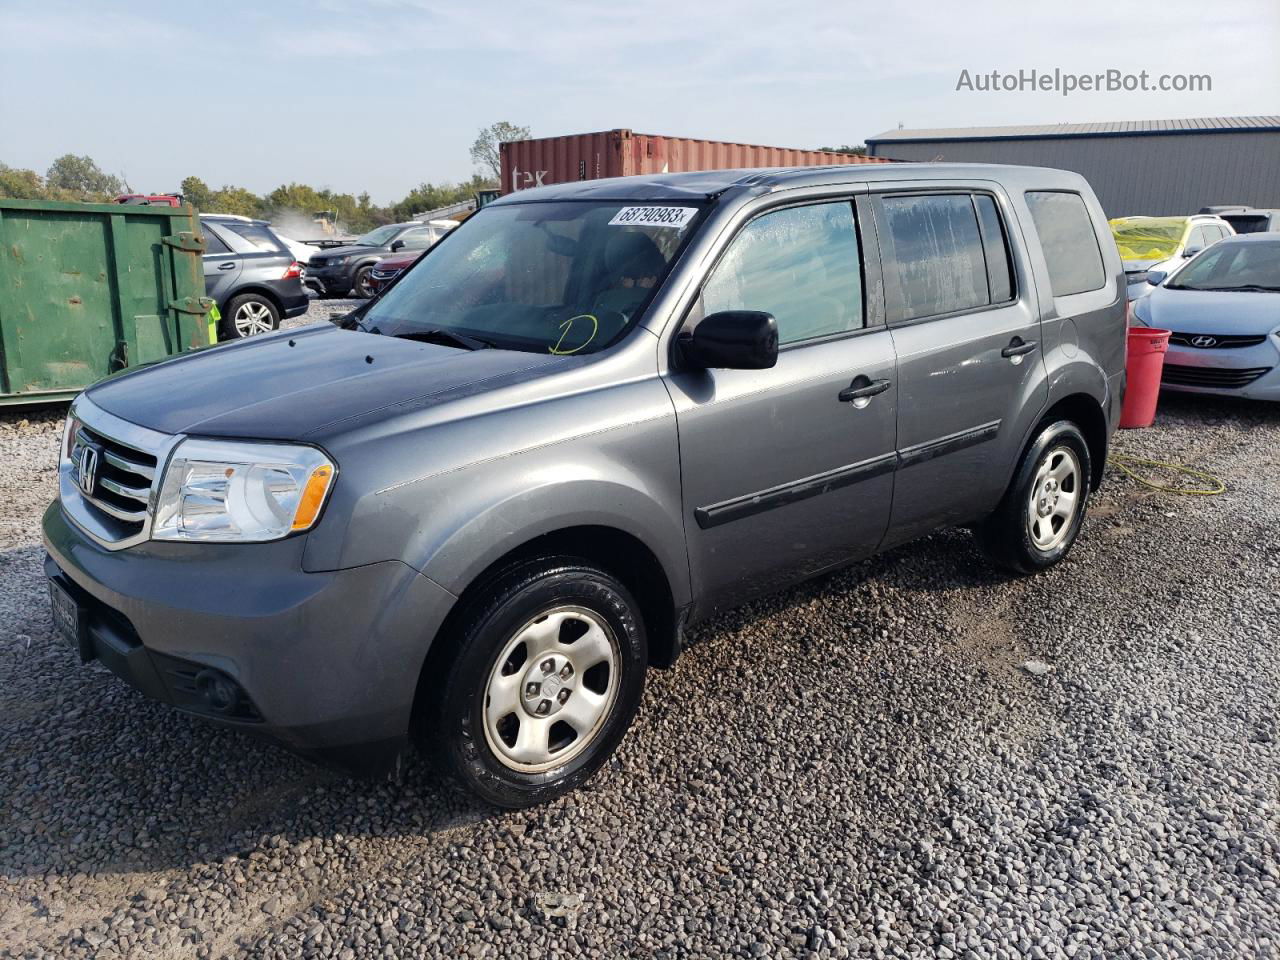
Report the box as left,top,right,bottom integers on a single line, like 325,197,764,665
1166,241,1280,291
355,224,405,247
1110,218,1186,261
357,200,702,354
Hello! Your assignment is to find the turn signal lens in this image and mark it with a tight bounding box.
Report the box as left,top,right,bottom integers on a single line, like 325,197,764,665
292,464,335,530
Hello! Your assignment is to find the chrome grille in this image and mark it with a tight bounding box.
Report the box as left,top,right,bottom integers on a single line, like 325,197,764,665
60,397,178,550
1169,332,1268,349
71,425,156,530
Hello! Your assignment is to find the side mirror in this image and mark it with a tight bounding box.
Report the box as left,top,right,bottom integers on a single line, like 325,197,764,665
390,239,405,252
679,311,778,370
1146,269,1168,286
1182,246,1201,258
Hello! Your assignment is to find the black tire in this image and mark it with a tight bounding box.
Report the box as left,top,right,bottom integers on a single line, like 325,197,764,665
975,420,1092,575
350,265,375,299
221,293,280,340
423,557,648,808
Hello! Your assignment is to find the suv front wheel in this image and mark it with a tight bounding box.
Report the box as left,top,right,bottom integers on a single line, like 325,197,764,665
351,265,375,299
976,419,1092,575
425,558,648,808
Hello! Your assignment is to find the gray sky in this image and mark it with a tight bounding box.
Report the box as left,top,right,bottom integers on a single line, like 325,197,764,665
1,0,1276,204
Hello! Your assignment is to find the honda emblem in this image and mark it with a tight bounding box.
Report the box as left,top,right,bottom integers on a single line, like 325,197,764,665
76,445,99,495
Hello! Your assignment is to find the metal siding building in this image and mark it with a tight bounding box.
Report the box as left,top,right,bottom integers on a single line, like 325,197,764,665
866,117,1280,217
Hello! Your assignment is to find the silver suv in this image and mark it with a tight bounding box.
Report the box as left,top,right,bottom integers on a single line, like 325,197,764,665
44,164,1126,807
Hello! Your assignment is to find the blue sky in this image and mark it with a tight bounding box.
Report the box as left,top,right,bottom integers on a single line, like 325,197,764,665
0,0,1275,204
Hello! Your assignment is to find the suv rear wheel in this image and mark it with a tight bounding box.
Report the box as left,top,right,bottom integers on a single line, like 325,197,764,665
976,420,1092,575
223,293,280,340
425,557,648,808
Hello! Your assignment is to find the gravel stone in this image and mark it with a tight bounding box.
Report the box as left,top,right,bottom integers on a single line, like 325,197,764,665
0,300,1276,957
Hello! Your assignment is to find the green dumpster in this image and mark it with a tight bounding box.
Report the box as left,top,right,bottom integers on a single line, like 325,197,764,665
0,198,214,405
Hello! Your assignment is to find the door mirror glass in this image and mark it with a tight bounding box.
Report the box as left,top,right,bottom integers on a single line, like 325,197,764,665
1182,246,1201,258
1146,269,1168,286
390,239,406,252
680,311,778,369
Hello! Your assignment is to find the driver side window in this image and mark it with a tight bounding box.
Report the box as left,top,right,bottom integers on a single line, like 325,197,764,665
694,202,864,345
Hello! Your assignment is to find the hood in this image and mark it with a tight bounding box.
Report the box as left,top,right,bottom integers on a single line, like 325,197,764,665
1144,286,1280,334
86,324,562,439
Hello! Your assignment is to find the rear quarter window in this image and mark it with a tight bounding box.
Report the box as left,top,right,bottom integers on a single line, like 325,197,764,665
1024,192,1106,297
222,221,287,254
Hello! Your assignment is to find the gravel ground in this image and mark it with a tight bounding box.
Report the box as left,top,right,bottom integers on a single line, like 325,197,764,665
1,302,1277,958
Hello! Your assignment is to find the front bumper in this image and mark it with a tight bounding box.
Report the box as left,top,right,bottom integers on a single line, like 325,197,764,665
42,501,457,775
1160,337,1280,401
304,264,356,296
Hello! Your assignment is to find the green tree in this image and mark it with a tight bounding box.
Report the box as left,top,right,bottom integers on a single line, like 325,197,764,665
45,153,123,199
818,144,868,156
207,185,263,218
0,163,48,199
180,175,212,211
470,121,530,180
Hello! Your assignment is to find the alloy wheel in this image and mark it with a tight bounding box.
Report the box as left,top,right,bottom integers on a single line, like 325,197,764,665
232,301,274,337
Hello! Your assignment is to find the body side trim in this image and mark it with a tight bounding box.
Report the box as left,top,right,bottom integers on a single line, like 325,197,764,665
693,419,1003,529
897,419,1002,469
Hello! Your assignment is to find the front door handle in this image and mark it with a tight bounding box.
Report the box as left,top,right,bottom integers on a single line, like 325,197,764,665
1001,337,1038,359
838,377,891,407
216,261,237,271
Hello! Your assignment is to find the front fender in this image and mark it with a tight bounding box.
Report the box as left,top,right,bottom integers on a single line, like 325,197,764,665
302,373,691,609
413,473,691,605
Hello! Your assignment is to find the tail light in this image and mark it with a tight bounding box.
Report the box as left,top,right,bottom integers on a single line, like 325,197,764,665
282,261,302,280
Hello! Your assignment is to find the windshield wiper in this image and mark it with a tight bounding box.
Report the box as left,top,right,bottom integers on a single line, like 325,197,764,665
393,329,494,351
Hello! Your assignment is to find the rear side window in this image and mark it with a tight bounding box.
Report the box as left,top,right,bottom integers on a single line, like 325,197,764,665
222,221,286,254
878,194,988,321
1025,191,1106,296
201,225,230,255
695,201,864,345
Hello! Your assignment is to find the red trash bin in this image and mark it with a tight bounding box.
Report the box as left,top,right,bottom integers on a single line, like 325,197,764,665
1119,327,1171,429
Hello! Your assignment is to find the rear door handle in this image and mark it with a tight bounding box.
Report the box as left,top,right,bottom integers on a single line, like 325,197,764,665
216,261,237,271
838,377,892,406
1001,337,1038,359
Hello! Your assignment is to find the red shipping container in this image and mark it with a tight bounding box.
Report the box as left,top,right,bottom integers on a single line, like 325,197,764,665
499,129,892,194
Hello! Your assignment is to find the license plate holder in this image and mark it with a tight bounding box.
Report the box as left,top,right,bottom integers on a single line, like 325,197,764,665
48,578,92,662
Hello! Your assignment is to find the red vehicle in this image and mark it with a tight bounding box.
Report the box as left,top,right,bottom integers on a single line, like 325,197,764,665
366,251,424,294
113,194,183,207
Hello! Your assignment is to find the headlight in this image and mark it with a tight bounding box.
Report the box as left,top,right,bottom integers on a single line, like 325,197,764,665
153,439,336,542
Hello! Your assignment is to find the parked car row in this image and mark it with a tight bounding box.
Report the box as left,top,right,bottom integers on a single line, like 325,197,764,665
303,219,456,298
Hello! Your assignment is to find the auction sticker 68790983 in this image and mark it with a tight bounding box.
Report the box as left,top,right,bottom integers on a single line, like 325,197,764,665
608,206,698,229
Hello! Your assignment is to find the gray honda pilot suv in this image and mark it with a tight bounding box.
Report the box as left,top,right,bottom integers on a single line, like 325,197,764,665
44,164,1126,807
